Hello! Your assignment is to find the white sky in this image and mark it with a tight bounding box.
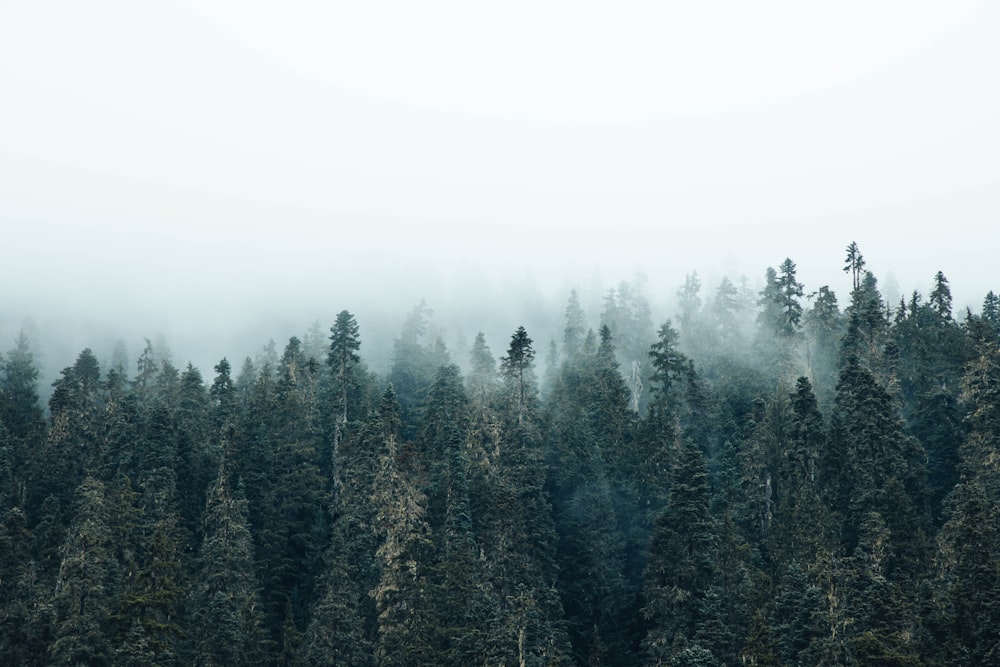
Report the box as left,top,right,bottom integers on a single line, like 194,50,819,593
2,1,999,366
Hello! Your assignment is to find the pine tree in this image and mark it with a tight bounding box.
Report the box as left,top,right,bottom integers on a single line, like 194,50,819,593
563,289,587,360
928,340,1000,662
38,349,104,511
844,241,866,291
389,301,450,432
648,321,688,422
0,506,44,664
477,328,571,665
190,461,266,666
709,277,741,347
545,329,633,665
174,363,215,542
466,332,497,407
49,477,116,667
982,290,1000,332
676,272,703,346
929,271,953,321
370,387,437,665
803,285,842,408
642,440,714,664
209,358,236,431
1,331,45,462
328,310,362,463
303,521,373,667
500,326,537,424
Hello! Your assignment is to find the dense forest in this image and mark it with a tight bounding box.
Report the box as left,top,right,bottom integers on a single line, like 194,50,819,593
3,244,1000,666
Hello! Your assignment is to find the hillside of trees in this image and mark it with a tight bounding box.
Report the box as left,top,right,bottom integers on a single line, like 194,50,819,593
3,244,1000,666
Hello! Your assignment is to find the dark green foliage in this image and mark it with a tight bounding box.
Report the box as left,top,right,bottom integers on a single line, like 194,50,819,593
49,477,116,667
642,440,714,663
0,506,45,664
114,619,157,667
804,285,842,408
844,241,866,291
370,396,438,666
473,327,572,665
6,253,1000,666
545,330,634,665
1,332,46,495
388,302,451,434
191,463,266,666
328,309,363,451
37,349,105,512
303,522,373,666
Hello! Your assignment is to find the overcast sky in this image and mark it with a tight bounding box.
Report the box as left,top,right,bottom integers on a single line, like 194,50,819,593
2,1,998,370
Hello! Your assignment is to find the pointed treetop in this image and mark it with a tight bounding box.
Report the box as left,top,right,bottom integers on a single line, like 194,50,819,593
844,241,866,291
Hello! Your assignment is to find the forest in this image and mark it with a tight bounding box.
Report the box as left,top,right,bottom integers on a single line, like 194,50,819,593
2,243,1000,666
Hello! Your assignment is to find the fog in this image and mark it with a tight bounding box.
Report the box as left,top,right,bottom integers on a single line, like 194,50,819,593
2,1,998,382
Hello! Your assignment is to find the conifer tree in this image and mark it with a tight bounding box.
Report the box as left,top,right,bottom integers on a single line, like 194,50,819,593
0,506,44,664
191,461,266,666
545,327,633,664
803,285,842,407
928,339,1000,662
563,289,586,360
49,477,116,666
478,327,571,665
676,271,703,346
844,241,866,291
642,439,714,663
303,521,373,667
389,302,451,432
0,331,45,474
709,276,741,346
209,358,237,436
39,350,104,511
370,387,437,665
466,332,497,407
328,310,362,462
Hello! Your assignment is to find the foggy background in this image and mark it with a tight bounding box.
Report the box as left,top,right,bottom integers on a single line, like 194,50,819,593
2,1,998,383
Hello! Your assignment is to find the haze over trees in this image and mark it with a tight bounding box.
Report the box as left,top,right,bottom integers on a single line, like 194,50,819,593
2,243,999,665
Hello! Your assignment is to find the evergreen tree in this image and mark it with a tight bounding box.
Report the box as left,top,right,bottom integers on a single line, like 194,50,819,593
500,326,537,424
642,440,714,663
0,505,46,665
1,331,45,468
328,310,362,461
844,241,866,291
545,328,633,665
563,289,587,361
803,285,842,408
49,477,116,667
370,387,437,665
929,270,953,321
209,358,235,432
982,290,1000,331
303,521,373,667
190,461,266,666
648,321,688,420
927,339,1000,662
466,332,497,407
388,301,450,432
36,349,104,515
479,327,571,665
676,272,703,346
174,363,215,542
709,276,742,347
841,271,890,377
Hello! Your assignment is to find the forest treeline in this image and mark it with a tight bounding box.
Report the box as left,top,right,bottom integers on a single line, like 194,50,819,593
3,243,1000,666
